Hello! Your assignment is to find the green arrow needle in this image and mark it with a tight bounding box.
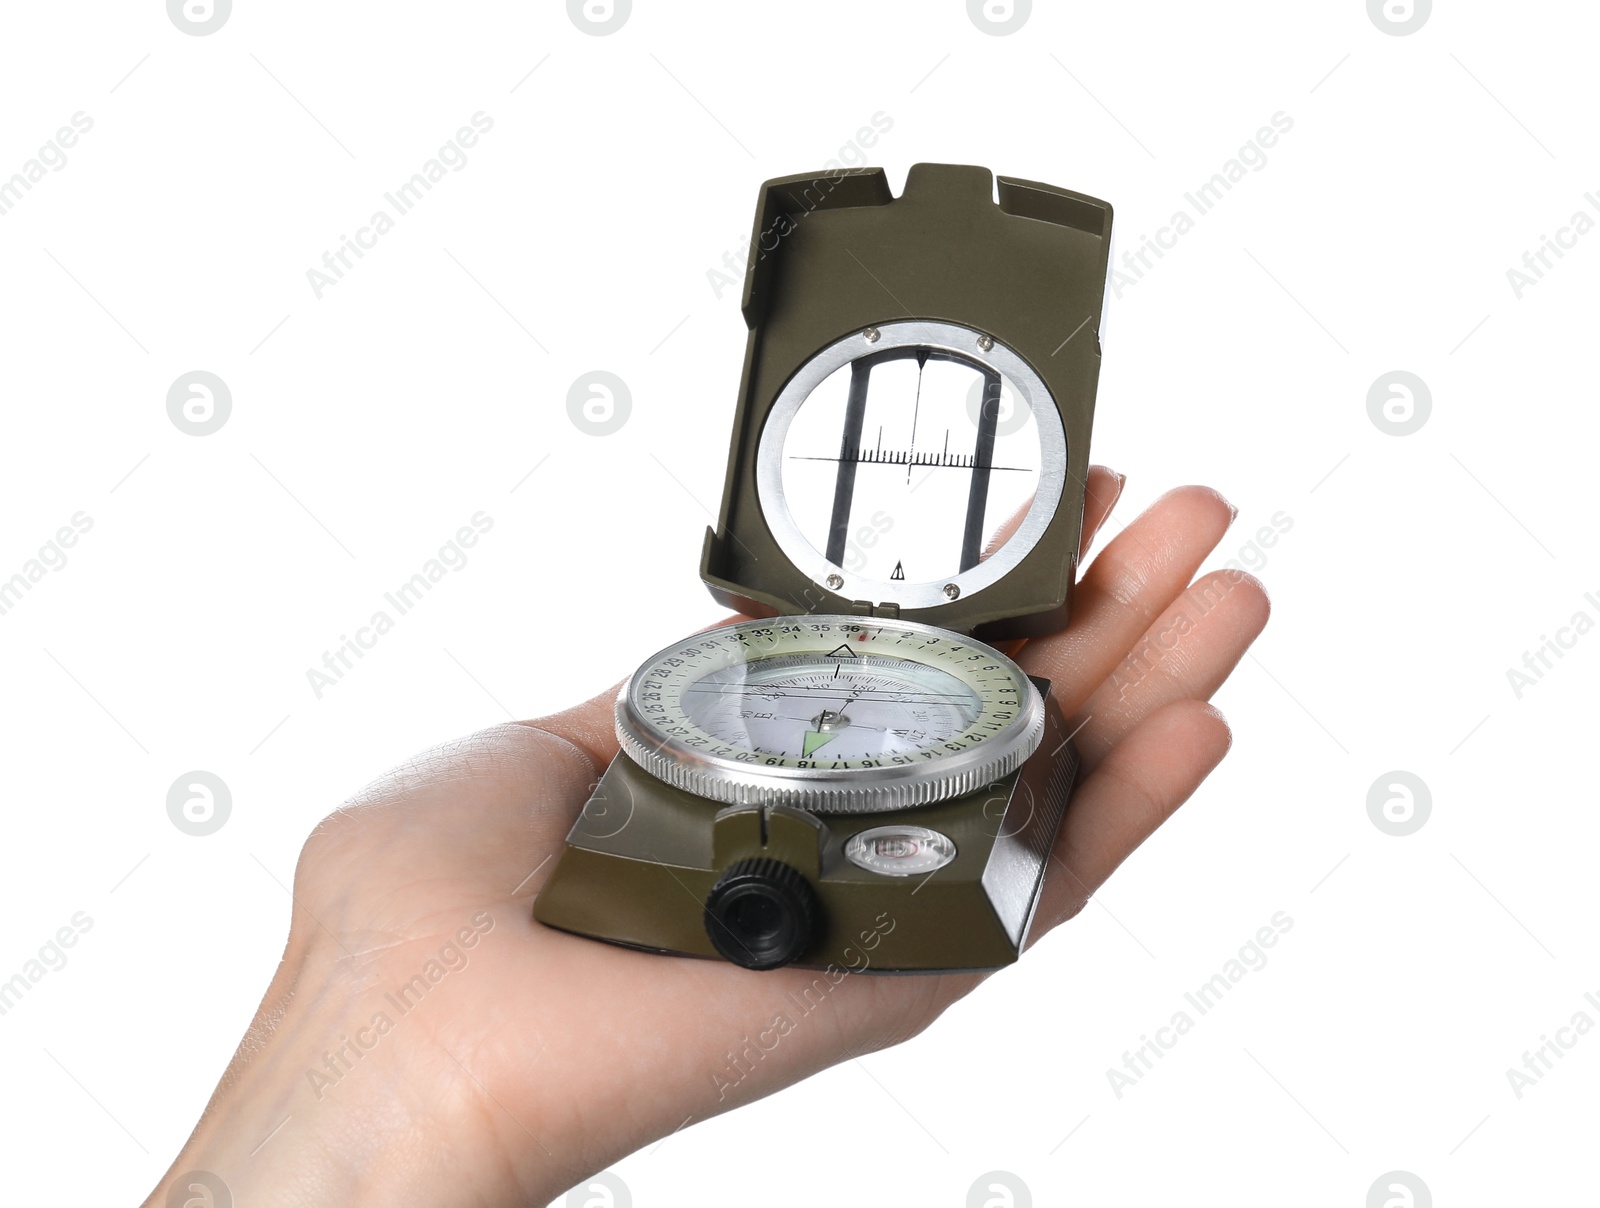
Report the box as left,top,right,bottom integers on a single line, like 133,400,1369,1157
802,730,839,757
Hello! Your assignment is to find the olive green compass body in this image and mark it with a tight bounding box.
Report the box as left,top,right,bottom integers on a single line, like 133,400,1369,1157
534,163,1113,972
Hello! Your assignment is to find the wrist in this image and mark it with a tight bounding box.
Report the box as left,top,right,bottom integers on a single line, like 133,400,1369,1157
144,931,539,1208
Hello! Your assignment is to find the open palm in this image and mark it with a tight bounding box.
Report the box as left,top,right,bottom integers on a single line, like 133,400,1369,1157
147,469,1268,1207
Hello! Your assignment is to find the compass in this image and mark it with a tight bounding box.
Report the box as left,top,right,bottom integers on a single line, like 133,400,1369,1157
534,162,1114,972
617,616,1045,812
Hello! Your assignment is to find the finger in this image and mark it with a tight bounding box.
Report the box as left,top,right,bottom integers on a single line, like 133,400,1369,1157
525,681,624,773
983,465,1127,662
1018,485,1236,715
982,464,1126,562
1072,568,1270,771
1026,699,1232,944
1077,465,1128,562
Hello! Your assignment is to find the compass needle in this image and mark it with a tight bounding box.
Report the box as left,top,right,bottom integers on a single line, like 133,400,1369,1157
801,730,838,758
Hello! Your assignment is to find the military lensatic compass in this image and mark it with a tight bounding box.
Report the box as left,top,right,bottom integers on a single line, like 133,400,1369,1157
535,163,1113,971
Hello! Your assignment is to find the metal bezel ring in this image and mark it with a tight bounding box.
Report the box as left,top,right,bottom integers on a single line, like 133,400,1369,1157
613,615,1047,814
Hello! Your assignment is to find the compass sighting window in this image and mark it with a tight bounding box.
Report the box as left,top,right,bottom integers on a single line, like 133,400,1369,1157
779,347,1042,587
755,320,1068,611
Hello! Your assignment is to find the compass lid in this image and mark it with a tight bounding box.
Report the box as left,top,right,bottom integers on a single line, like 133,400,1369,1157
700,163,1113,640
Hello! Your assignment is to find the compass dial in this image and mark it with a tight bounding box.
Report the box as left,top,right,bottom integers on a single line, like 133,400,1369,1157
616,615,1045,812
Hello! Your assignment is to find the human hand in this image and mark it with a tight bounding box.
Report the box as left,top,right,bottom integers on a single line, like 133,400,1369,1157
144,469,1268,1207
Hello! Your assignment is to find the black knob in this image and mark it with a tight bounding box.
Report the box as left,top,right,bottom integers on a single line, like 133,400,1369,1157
703,858,820,970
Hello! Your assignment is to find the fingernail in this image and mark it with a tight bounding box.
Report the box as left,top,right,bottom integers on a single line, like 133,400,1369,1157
1091,472,1126,520
1226,500,1240,525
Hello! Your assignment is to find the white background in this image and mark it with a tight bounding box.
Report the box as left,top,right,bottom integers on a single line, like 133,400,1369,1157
1,2,1595,1204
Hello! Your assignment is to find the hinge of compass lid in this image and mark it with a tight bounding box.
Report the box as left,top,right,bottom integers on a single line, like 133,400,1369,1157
847,600,900,618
